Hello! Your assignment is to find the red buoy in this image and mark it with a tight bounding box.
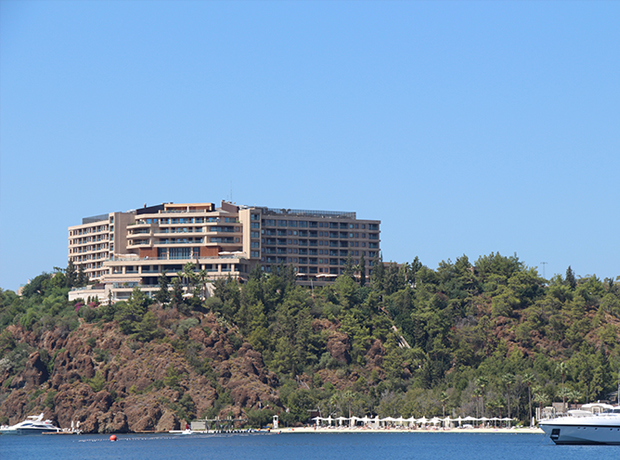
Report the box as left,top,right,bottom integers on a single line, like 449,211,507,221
110,435,117,441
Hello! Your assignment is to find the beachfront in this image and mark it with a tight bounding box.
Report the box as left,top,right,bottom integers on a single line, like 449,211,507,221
272,415,544,434
274,426,544,434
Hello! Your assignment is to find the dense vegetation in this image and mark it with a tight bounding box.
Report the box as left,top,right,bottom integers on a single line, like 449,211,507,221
1,253,620,428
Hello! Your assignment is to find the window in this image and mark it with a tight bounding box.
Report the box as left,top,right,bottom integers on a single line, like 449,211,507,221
288,221,297,227
170,247,191,259
251,222,260,229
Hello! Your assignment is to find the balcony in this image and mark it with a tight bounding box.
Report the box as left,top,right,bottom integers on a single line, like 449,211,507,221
208,226,237,233
128,239,151,246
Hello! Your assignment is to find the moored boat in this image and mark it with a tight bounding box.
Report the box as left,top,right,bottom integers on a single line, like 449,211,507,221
0,413,61,435
540,405,620,445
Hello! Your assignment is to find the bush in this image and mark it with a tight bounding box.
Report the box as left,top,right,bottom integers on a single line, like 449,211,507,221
86,372,106,392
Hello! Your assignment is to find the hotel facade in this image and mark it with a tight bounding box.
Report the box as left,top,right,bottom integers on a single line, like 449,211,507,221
68,201,380,303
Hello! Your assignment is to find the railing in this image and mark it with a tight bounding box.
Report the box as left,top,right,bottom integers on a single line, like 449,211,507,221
109,254,246,262
262,207,356,219
156,239,203,244
209,228,237,233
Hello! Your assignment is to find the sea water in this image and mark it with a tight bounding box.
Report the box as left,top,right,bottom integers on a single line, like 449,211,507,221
1,432,618,460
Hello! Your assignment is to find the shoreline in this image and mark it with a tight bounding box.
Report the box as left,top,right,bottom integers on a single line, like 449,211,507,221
273,426,544,434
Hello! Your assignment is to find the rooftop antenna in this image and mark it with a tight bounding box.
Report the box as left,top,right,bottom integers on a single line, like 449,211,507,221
540,261,548,279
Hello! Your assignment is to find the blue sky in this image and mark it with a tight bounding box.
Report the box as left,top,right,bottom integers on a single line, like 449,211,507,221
1,1,619,291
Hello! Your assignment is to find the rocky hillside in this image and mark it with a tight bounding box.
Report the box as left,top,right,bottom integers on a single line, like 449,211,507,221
2,254,620,432
1,309,279,433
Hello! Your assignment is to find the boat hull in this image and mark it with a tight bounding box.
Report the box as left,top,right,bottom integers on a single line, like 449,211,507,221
0,428,60,435
541,422,620,445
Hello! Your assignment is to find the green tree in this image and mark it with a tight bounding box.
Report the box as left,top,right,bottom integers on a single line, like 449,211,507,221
359,253,366,287
155,272,171,305
66,260,77,289
522,372,535,426
502,373,516,420
76,264,88,287
115,287,150,334
370,255,385,292
556,362,568,412
132,311,162,342
171,277,185,310
565,266,577,289
475,376,489,417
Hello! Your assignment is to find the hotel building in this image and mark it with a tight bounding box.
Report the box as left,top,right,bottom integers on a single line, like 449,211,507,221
68,201,380,303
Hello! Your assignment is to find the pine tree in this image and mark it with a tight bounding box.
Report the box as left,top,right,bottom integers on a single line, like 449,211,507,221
359,253,366,287
66,260,77,288
566,266,577,289
370,254,385,292
77,264,88,287
155,272,171,306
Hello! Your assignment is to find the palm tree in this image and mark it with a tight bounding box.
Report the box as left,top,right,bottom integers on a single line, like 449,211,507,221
198,269,209,300
567,389,582,407
475,376,489,418
342,390,355,418
182,262,198,295
556,362,568,413
522,372,535,426
502,373,516,421
439,391,448,418
473,388,482,421
533,387,549,420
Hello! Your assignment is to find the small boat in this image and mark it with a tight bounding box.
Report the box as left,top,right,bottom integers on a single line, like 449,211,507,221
169,428,194,435
540,405,620,445
0,413,61,435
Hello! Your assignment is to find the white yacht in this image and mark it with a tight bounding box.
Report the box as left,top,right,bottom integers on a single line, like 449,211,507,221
0,413,61,435
540,404,620,445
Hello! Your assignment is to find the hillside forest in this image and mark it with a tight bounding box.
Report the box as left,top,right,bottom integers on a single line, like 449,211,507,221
1,253,620,432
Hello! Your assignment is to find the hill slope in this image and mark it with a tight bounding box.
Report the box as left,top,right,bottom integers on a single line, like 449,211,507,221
1,254,619,432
